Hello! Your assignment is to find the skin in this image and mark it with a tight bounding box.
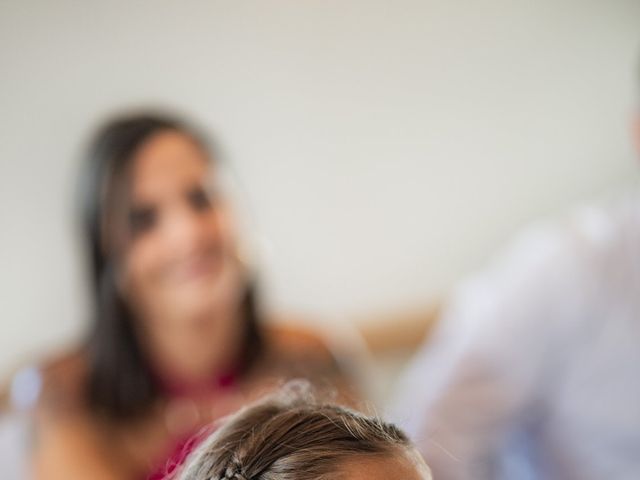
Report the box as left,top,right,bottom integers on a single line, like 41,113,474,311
340,449,432,480
121,130,245,384
33,131,346,480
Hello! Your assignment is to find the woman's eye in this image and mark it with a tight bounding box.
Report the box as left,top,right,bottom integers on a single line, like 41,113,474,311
129,207,156,234
188,187,213,212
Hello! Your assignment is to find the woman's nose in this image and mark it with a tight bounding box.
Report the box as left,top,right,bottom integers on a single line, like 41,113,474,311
163,206,218,254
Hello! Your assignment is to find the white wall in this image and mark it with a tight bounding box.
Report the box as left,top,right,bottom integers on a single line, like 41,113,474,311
1,0,639,377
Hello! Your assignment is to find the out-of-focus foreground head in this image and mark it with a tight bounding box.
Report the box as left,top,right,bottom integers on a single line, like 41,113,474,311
178,383,431,480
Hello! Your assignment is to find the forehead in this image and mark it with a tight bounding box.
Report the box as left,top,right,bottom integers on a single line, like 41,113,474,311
340,450,431,480
129,130,211,200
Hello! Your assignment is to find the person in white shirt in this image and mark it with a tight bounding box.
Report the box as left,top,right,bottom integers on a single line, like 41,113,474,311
390,85,640,479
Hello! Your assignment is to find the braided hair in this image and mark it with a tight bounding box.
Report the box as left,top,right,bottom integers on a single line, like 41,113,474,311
177,382,430,480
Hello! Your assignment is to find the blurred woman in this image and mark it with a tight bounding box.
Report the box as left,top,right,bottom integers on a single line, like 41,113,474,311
33,112,352,480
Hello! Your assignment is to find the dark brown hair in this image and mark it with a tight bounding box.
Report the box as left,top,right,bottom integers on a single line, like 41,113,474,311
178,383,427,480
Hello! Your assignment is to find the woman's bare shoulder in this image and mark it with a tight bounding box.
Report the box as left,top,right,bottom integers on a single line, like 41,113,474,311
259,319,360,405
260,318,348,380
0,348,88,414
37,348,89,414
30,350,139,479
263,319,335,360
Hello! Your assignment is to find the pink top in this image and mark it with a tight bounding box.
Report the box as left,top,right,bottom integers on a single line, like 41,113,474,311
145,369,239,480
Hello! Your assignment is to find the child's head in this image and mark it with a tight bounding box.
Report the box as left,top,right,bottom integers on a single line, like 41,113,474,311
178,385,431,480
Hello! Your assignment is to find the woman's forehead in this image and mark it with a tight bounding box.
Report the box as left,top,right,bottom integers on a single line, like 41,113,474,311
129,131,212,201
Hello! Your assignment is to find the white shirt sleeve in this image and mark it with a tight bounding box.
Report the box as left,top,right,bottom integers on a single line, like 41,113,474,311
390,224,591,479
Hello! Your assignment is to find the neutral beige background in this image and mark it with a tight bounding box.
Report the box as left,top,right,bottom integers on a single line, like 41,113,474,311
1,0,639,377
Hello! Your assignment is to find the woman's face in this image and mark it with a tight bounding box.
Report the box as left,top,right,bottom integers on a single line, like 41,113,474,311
120,130,243,329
